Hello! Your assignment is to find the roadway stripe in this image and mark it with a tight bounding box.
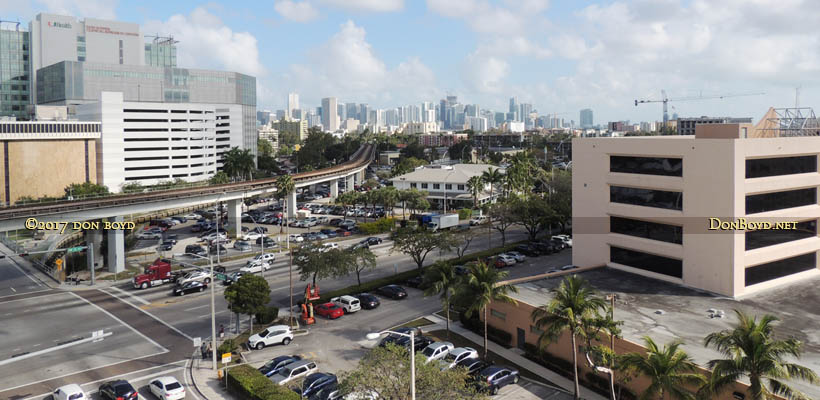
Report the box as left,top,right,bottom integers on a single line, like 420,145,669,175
198,309,228,319
69,291,168,351
101,287,195,341
184,304,210,311
9,287,15,292
108,285,150,305
0,290,61,304
0,332,113,367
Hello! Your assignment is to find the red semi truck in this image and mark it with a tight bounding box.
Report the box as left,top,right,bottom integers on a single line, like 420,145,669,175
133,258,180,289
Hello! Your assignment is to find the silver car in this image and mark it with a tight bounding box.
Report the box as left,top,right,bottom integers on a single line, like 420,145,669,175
269,360,318,385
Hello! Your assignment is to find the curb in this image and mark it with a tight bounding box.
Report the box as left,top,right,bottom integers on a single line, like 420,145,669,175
187,351,211,400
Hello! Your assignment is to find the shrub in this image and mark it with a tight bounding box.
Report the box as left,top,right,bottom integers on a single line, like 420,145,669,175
457,208,472,220
255,306,279,324
357,217,396,235
227,364,301,400
449,241,523,265
218,338,238,355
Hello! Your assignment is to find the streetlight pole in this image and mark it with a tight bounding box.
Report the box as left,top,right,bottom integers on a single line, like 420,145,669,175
184,250,217,371
366,330,416,400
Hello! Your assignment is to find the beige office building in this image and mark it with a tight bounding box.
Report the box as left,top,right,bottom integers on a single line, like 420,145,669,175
573,111,820,297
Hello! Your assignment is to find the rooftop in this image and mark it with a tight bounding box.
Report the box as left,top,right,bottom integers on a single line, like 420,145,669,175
511,268,820,398
390,163,504,183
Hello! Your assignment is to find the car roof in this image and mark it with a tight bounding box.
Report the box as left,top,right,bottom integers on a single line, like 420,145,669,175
154,376,179,386
265,324,290,330
480,366,510,376
288,359,315,368
450,347,475,355
426,341,452,349
56,384,84,394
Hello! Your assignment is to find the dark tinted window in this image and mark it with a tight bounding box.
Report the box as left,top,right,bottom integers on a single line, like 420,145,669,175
745,253,816,286
746,188,816,214
610,246,682,278
610,156,683,177
165,382,182,390
746,156,817,178
745,220,817,250
610,186,683,210
610,216,682,244
114,383,134,395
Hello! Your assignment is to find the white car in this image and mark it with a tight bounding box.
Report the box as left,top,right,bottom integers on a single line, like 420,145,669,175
497,254,517,266
183,213,199,220
504,251,526,263
270,360,317,385
469,216,488,226
240,261,270,274
421,342,454,363
319,243,339,252
177,270,212,285
202,232,227,242
243,231,264,241
53,384,87,400
149,376,186,400
441,347,478,369
553,234,573,247
254,253,276,263
137,231,162,240
248,325,294,350
289,234,305,243
330,295,361,313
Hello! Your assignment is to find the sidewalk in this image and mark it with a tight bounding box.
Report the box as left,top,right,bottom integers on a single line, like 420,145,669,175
425,314,608,400
189,353,232,400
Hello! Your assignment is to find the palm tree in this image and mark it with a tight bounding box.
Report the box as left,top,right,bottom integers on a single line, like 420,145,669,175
466,176,484,209
481,167,503,204
459,261,518,358
701,310,819,400
338,191,357,221
530,275,607,399
276,175,295,235
423,261,459,339
380,186,399,218
619,337,705,400
222,147,255,181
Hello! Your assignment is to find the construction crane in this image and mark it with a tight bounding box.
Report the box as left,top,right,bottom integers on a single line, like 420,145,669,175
635,90,766,124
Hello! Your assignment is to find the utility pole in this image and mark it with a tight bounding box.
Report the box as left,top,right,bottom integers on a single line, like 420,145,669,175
289,247,294,330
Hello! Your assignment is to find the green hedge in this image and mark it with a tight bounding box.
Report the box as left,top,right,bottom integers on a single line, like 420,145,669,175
255,306,279,325
457,209,472,220
357,217,396,235
227,365,301,400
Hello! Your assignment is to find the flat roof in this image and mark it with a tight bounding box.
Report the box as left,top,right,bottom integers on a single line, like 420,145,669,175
512,268,820,398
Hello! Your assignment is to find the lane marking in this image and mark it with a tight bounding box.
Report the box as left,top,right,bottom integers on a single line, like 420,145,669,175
68,291,167,351
1,252,43,287
0,288,54,301
0,332,113,367
108,286,150,305
99,287,194,341
9,287,15,293
184,304,210,312
197,309,228,319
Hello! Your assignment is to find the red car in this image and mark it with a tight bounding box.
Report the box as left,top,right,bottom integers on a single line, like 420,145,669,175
315,302,344,319
335,229,352,237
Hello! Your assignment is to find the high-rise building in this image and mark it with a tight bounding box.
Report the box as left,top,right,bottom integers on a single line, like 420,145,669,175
509,96,518,115
421,102,432,122
0,24,30,120
257,110,271,126
465,104,479,118
345,102,358,122
466,116,488,132
519,103,532,121
580,108,593,128
287,92,299,119
359,104,370,124
337,103,345,121
144,36,177,67
321,97,338,132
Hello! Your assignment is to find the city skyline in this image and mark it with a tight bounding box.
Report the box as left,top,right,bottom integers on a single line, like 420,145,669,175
1,0,818,122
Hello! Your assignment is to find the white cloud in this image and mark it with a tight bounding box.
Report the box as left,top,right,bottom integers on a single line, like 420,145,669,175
142,7,265,77
35,0,118,19
273,20,437,107
462,53,509,94
319,0,404,13
274,0,319,23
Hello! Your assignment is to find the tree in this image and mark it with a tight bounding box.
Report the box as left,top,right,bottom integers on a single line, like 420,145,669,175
423,261,459,339
337,191,360,221
222,147,255,181
391,227,455,270
209,171,230,185
701,310,820,400
341,343,487,400
530,275,607,399
487,201,515,246
448,141,472,162
510,196,554,241
344,246,377,287
121,182,144,193
258,138,274,157
276,175,295,234
379,186,399,217
398,188,427,220
619,337,706,400
481,167,503,204
458,261,518,358
454,228,477,258
224,274,271,330
391,157,426,177
466,176,484,209
487,151,504,165
296,242,345,287
399,141,426,160
545,168,572,232
65,182,109,198
296,129,337,170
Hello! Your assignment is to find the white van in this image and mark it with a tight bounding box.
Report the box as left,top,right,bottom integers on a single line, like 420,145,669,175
330,295,361,313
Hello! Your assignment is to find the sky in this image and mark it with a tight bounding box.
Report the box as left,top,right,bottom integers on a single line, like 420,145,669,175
2,0,820,124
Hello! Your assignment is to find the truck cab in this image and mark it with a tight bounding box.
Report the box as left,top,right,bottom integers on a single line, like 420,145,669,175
133,259,174,289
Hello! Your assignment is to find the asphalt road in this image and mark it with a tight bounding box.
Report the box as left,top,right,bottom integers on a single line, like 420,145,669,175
0,254,48,298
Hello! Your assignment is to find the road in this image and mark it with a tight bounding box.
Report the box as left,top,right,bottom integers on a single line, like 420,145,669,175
0,253,48,298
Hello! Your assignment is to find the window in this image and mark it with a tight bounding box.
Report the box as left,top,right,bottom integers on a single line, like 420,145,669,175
410,183,417,189
745,253,816,286
746,220,817,250
490,309,506,320
610,156,683,176
610,216,682,244
610,186,683,210
433,183,440,190
458,184,465,191
610,246,682,278
746,156,817,179
746,188,816,214
445,184,452,190
421,183,428,189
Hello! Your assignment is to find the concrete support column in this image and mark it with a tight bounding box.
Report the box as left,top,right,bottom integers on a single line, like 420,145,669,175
85,225,103,272
287,190,297,219
359,169,366,183
106,216,125,273
227,199,242,238
347,174,355,191
310,184,317,194
330,178,339,199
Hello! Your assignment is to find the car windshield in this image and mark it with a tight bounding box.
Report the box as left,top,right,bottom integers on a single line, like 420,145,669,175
165,382,182,390
422,347,436,357
258,329,270,337
114,384,133,395
444,353,458,361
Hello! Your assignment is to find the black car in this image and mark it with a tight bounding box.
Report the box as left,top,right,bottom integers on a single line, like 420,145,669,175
378,327,422,347
515,244,540,257
309,383,341,400
458,358,492,376
299,373,338,398
214,265,227,274
355,293,380,309
404,276,424,288
159,241,174,251
185,244,206,256
548,238,567,250
363,236,383,246
398,335,435,352
256,236,277,247
173,280,207,296
99,380,138,400
329,219,343,226
477,366,519,395
258,355,302,377
249,226,269,233
209,245,228,256
375,284,407,300
530,241,555,255
172,216,187,223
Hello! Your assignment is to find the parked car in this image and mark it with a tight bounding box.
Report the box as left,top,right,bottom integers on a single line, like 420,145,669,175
98,380,138,400
183,213,199,220
442,347,478,369
248,325,294,350
421,342,454,363
254,253,276,263
148,376,186,400
469,216,488,225
477,366,520,395
270,360,318,385
315,302,344,319
240,261,271,274
457,358,492,376
375,284,407,300
378,327,422,347
560,264,579,271
399,335,435,353
335,229,352,237
530,241,555,255
173,280,207,296
404,276,424,288
330,295,361,313
505,251,526,263
258,355,302,377
208,245,228,256
52,384,87,400
496,254,517,266
514,244,540,257
137,231,162,240
164,234,179,244
453,265,469,275
233,240,252,252
354,293,380,309
552,234,572,247
185,244,206,256
243,231,264,241
299,373,338,398
257,236,278,247
288,234,305,243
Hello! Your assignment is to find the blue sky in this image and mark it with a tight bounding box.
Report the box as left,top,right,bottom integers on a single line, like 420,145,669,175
3,0,820,123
